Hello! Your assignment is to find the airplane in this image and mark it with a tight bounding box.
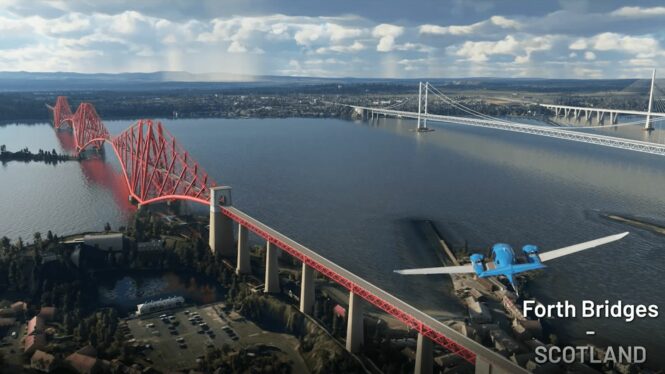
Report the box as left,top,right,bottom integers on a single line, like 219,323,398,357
394,232,629,295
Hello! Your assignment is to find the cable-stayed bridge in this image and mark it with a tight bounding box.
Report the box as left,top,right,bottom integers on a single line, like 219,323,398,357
539,69,665,130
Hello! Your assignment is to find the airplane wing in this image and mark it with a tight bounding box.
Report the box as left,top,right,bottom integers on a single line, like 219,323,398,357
394,265,475,275
539,232,629,262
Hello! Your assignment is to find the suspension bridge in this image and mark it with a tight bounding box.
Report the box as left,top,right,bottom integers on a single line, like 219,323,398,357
47,97,526,374
348,70,665,157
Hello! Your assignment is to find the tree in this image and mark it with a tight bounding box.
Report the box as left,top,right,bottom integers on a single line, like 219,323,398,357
104,222,112,232
46,230,54,242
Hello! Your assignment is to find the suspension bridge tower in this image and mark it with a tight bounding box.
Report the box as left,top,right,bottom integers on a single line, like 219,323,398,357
645,69,656,131
417,81,434,132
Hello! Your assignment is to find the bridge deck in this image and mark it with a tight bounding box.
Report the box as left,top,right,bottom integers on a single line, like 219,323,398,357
222,206,527,373
356,106,665,156
539,103,665,117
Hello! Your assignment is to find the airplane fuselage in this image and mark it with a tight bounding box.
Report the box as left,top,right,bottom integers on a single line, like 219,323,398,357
473,243,547,293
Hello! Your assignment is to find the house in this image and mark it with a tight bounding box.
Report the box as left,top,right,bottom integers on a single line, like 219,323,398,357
76,345,98,358
24,334,46,354
333,304,346,319
65,352,101,374
31,350,56,372
0,317,16,327
39,307,57,321
27,316,45,336
11,301,28,313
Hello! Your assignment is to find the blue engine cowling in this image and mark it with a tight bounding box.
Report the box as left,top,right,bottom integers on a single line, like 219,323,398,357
470,253,485,274
522,245,541,263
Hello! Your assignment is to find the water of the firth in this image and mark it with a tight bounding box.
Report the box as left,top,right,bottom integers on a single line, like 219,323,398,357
1,116,664,366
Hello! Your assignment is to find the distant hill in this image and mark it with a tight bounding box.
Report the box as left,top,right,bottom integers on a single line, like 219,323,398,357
0,71,640,92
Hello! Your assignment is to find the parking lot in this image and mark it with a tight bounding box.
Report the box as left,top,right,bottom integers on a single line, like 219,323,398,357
125,302,308,371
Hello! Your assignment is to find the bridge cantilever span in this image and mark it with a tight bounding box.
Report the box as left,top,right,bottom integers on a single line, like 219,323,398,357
48,96,214,205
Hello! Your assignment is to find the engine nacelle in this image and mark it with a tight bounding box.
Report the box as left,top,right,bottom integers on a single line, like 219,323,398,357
522,245,541,263
470,253,485,274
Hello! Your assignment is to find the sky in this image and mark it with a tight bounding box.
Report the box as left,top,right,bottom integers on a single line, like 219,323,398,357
1,0,664,79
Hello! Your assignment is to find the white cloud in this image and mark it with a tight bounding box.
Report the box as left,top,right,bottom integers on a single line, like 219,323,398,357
570,32,662,57
398,58,426,71
453,35,554,63
315,41,365,54
0,3,664,78
419,15,520,36
372,23,403,52
611,6,665,18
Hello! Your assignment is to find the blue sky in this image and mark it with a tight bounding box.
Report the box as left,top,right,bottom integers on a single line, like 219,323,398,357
1,0,664,79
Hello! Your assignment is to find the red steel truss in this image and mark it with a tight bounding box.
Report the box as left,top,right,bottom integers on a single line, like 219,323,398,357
49,96,213,205
53,96,73,129
111,120,212,205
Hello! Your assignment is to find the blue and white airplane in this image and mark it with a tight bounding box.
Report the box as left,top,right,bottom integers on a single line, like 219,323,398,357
395,232,629,295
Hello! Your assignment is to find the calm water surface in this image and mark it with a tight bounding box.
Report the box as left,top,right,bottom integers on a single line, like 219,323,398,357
1,116,664,366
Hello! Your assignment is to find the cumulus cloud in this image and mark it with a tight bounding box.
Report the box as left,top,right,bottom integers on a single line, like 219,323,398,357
419,15,520,36
611,6,665,17
0,2,664,78
315,41,365,54
372,23,404,52
453,35,554,64
570,32,661,57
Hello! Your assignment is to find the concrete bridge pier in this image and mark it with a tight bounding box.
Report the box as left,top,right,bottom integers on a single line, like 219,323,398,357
209,186,235,257
264,241,280,293
299,263,315,314
345,292,364,353
236,225,251,274
414,333,433,374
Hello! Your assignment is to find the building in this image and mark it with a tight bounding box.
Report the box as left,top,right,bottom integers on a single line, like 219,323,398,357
136,296,185,316
11,301,28,313
39,307,57,321
24,334,46,355
65,352,101,374
83,233,125,252
0,317,16,327
27,316,45,336
31,350,56,372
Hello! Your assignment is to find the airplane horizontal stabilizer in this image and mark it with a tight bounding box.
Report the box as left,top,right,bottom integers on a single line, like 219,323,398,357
394,265,475,275
539,232,629,262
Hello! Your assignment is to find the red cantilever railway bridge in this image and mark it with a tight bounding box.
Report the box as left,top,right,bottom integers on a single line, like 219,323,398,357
51,96,212,206
48,97,524,373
